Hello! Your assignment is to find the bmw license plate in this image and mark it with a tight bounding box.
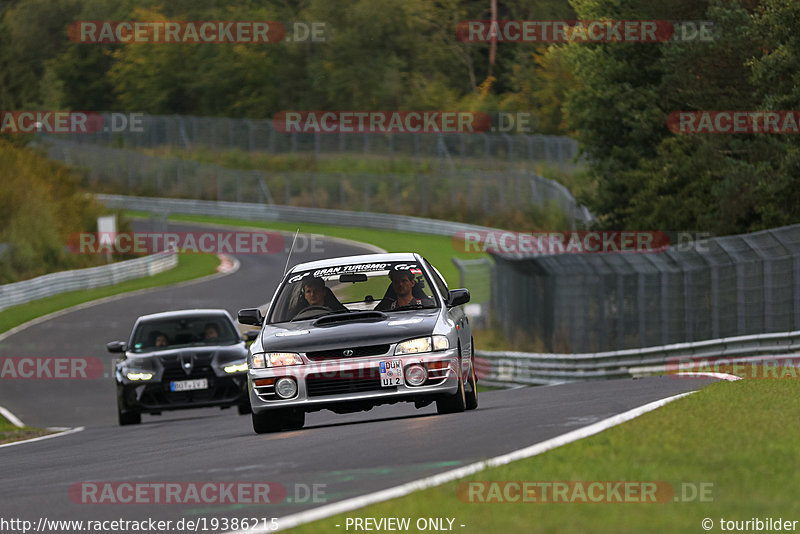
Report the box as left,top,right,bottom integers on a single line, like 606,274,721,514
170,378,208,392
379,360,403,387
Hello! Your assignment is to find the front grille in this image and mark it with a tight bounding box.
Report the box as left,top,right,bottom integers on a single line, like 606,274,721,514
305,370,392,397
160,353,215,382
138,353,242,406
305,344,390,361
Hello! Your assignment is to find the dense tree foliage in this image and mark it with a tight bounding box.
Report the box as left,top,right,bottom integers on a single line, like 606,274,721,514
563,0,800,233
1,0,798,235
0,0,573,120
0,140,105,282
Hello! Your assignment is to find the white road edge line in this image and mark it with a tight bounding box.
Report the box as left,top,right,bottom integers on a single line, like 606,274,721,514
675,372,742,381
0,425,85,449
0,405,25,427
228,390,697,534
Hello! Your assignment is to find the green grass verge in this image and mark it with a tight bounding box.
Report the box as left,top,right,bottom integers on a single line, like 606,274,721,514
288,378,799,533
144,213,491,301
0,254,219,336
0,414,53,444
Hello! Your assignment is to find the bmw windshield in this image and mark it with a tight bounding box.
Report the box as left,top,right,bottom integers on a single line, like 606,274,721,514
130,316,240,353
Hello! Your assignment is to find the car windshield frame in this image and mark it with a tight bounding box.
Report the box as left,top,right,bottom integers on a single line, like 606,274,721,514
129,314,241,353
266,260,442,324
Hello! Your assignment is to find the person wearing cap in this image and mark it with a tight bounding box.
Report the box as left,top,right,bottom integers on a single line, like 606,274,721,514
375,268,434,311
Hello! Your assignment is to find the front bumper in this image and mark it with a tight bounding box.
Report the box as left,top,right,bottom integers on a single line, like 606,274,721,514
248,349,461,413
117,374,248,413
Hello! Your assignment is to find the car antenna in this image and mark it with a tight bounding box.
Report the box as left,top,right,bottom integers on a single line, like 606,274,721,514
283,229,301,276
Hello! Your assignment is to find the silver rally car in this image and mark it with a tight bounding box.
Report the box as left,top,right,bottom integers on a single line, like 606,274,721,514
237,253,477,433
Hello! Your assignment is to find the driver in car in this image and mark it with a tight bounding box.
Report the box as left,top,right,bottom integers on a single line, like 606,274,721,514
375,268,434,311
297,275,347,313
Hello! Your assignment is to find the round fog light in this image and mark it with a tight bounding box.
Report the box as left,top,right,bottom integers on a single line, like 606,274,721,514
405,364,427,386
275,377,298,399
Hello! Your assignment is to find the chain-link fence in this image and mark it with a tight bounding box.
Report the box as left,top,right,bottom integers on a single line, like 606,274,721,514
491,225,800,352
44,140,595,228
452,257,494,328
46,113,581,171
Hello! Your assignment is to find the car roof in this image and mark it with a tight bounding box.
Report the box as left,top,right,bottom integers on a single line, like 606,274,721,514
135,309,232,322
288,252,422,273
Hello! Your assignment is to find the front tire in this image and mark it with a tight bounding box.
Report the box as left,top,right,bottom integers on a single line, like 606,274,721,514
465,345,478,410
237,402,252,415
117,389,141,426
436,356,466,414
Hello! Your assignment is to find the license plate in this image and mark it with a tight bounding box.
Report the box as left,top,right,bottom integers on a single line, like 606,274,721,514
379,360,403,387
170,378,208,392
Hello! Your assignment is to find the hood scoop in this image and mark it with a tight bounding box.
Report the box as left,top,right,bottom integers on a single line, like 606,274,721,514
313,311,388,326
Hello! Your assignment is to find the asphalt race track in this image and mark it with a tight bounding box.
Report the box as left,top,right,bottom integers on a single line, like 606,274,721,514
0,222,717,528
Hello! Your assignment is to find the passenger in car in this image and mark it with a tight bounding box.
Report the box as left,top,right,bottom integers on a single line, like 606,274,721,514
375,269,434,311
204,323,219,340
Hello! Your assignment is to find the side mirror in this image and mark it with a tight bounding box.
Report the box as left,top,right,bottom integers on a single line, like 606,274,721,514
447,289,470,307
238,308,264,326
243,330,260,342
106,341,128,353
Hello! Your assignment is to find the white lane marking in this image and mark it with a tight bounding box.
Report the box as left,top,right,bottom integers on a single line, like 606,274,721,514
227,391,697,533
216,254,240,273
675,372,742,381
0,405,25,427
0,426,85,449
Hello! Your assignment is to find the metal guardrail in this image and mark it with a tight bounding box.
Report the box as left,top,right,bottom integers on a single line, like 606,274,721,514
96,194,501,237
475,330,800,386
0,252,177,312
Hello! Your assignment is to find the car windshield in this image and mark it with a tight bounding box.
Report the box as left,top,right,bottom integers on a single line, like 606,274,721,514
268,261,439,324
130,315,239,353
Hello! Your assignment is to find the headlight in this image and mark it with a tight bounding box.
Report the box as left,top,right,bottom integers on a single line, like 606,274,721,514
395,337,431,354
432,335,449,351
252,352,303,368
395,336,449,355
223,361,248,373
125,369,154,381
